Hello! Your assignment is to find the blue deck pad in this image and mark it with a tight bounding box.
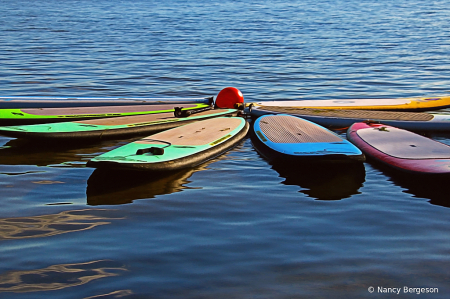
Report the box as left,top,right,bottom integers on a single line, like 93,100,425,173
254,114,363,158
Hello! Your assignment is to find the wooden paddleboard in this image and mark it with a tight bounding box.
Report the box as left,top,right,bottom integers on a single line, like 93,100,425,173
87,117,249,171
250,95,450,111
0,109,237,140
0,96,211,109
248,105,450,131
251,114,365,163
0,86,244,110
347,122,450,174
0,103,210,125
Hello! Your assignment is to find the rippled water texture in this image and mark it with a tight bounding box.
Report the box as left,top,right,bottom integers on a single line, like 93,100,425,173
1,0,450,298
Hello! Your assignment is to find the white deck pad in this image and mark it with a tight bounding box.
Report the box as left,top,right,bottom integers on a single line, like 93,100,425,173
258,99,412,107
356,127,450,159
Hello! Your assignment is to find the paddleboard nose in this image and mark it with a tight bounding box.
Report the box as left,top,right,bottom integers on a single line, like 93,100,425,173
215,87,244,109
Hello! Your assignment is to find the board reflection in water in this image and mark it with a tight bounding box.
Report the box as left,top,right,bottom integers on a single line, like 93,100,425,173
271,162,366,200
0,259,126,293
0,137,136,167
374,164,450,208
87,165,207,205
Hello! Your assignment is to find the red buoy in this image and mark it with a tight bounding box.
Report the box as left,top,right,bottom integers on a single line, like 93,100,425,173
215,87,244,109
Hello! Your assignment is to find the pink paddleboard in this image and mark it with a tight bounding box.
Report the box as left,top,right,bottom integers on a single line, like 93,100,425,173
347,122,450,174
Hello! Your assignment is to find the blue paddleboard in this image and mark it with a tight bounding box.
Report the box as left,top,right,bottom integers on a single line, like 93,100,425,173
251,114,365,163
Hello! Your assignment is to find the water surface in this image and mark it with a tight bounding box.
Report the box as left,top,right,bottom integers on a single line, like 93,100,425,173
1,0,450,298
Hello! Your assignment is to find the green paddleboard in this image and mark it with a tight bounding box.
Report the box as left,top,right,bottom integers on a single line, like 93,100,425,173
87,117,249,171
0,103,210,125
0,109,237,140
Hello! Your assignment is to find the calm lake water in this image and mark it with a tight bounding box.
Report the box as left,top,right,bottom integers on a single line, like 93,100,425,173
1,0,450,298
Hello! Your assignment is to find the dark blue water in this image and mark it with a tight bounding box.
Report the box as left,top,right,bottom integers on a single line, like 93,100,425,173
1,0,450,298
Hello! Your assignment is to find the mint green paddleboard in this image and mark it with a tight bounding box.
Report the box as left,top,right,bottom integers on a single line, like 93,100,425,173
0,109,237,140
87,117,249,171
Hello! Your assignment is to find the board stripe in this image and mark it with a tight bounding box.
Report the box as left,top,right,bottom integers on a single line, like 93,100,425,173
257,106,435,121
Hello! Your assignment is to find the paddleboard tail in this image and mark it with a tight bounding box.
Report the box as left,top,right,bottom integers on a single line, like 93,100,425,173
251,129,364,164
347,122,450,175
87,121,249,171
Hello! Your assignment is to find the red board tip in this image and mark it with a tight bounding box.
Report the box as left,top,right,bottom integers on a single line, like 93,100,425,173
215,87,244,109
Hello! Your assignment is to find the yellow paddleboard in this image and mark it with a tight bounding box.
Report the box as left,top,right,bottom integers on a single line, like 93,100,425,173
250,96,450,111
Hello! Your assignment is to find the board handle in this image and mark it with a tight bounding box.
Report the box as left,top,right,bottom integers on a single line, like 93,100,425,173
174,105,212,118
135,139,171,155
136,147,165,155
